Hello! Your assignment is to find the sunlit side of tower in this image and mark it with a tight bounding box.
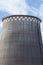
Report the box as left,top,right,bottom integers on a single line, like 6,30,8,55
0,15,42,65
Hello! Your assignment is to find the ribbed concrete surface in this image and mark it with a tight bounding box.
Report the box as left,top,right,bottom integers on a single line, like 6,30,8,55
0,15,42,65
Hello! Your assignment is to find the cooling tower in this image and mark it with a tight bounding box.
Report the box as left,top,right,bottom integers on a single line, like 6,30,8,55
0,15,42,65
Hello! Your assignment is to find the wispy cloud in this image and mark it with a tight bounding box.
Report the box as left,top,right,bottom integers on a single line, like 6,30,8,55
0,0,38,15
38,3,43,17
0,22,3,28
0,0,28,14
0,0,43,18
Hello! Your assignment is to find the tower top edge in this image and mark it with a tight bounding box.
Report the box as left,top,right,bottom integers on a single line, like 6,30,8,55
2,15,41,22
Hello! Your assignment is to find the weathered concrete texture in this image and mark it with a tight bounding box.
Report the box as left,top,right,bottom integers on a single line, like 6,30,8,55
0,15,42,65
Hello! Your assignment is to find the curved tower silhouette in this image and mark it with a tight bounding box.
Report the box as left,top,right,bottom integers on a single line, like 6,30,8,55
0,15,42,65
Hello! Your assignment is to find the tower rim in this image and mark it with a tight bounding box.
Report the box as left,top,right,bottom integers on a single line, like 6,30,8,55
2,15,41,22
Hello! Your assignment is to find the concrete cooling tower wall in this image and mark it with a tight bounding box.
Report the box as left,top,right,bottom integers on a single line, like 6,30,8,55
0,15,42,65
41,44,43,65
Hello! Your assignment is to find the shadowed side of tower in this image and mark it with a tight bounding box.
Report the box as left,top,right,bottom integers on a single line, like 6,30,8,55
41,44,43,65
0,15,42,65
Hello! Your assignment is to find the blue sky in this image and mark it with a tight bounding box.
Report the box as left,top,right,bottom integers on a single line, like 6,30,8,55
0,0,43,42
